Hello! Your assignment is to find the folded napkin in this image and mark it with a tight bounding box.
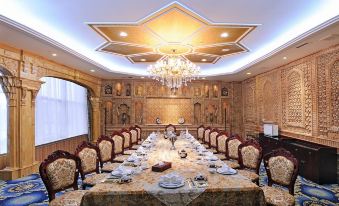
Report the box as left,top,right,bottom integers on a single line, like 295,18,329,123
159,172,184,185
218,165,235,173
111,167,133,176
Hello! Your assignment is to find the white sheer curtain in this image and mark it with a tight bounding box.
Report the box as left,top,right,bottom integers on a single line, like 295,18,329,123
35,77,89,146
0,81,7,154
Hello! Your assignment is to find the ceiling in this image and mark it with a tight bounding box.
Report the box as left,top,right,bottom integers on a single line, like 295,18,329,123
0,0,338,80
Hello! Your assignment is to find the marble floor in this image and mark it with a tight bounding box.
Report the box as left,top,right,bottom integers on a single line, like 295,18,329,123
0,164,338,206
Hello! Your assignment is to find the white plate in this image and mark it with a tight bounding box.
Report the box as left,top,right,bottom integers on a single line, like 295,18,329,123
159,182,185,189
217,168,237,175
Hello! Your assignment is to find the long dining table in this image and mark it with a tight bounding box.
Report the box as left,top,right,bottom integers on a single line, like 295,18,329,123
80,133,265,206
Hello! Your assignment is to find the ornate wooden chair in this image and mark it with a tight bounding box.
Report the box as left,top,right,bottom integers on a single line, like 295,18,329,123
208,128,219,153
97,135,120,173
203,126,211,147
75,141,108,188
223,135,244,169
197,125,205,143
237,139,263,184
165,124,176,133
129,126,140,150
135,125,143,144
262,148,298,206
120,129,134,155
111,131,129,162
39,150,86,205
215,131,228,160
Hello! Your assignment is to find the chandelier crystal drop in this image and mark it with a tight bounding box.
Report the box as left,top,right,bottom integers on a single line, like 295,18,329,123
147,55,200,90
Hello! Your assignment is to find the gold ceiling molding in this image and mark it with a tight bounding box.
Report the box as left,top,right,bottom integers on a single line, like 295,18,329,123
88,3,256,64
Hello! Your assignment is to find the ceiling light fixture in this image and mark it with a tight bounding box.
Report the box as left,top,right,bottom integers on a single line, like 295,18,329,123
140,76,145,79
283,56,287,60
52,53,57,57
246,72,251,75
220,32,229,38
147,55,200,90
201,77,206,80
222,48,230,52
119,31,128,37
140,58,146,62
90,69,95,72
201,58,207,62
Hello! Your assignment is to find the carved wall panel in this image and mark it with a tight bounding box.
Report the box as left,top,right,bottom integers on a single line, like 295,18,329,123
193,102,202,124
134,100,144,124
243,78,256,124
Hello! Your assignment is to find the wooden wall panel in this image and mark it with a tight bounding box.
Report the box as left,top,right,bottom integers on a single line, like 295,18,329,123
35,135,88,162
0,155,6,170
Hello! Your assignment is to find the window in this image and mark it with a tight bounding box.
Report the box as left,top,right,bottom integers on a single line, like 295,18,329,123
35,77,89,145
0,81,7,154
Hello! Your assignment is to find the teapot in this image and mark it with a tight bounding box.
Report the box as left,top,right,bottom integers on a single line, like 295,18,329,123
178,149,188,158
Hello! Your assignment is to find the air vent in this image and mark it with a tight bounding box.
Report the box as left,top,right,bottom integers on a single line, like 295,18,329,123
320,34,339,41
296,42,309,48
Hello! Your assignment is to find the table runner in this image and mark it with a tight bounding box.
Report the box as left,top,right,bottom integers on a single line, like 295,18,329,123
80,132,265,206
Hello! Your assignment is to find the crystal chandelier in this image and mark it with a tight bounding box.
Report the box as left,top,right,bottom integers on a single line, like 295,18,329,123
147,55,200,90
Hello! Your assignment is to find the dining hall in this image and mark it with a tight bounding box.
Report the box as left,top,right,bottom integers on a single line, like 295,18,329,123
0,1,338,205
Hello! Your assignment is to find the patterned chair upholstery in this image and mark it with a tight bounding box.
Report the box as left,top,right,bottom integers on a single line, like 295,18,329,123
165,124,177,133
129,127,139,149
203,127,211,147
75,141,109,188
97,136,120,173
39,150,86,205
120,129,132,150
237,139,262,184
223,135,243,169
197,125,205,142
135,125,142,144
215,132,228,160
111,131,129,163
262,148,298,206
209,129,219,150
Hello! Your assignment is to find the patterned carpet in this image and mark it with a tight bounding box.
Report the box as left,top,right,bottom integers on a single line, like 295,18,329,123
0,165,338,206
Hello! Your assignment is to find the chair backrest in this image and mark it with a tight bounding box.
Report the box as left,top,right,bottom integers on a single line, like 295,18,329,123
111,131,125,155
209,128,219,148
120,129,132,149
129,126,138,144
216,131,228,153
238,139,262,174
226,136,243,160
75,141,100,179
165,124,176,133
264,148,299,195
197,125,205,140
135,125,142,141
203,127,211,143
39,150,81,201
97,135,115,168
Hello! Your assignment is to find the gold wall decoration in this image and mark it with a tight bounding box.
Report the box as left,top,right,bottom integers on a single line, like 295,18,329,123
88,3,256,64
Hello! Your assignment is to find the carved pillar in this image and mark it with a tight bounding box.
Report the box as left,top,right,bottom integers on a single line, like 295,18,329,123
0,76,42,180
90,96,101,143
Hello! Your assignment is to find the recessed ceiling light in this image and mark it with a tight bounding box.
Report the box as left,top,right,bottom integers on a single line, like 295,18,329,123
119,31,128,37
246,72,251,75
140,76,145,79
220,32,229,38
283,56,287,60
140,58,146,62
90,69,95,72
201,59,207,62
222,48,230,52
201,77,206,80
52,53,57,57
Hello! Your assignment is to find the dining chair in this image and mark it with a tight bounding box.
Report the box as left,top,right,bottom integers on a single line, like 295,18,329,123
134,125,143,144
129,126,140,149
261,148,298,206
111,131,129,162
215,131,228,160
208,128,219,153
237,139,263,184
203,126,211,147
197,125,205,143
223,135,244,169
97,135,120,173
121,128,134,155
75,141,108,188
165,124,177,133
39,150,87,206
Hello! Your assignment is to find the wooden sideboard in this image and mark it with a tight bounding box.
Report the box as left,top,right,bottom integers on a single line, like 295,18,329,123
259,133,337,184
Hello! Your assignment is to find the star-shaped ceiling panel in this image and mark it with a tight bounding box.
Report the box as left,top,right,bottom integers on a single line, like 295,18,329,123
88,3,256,64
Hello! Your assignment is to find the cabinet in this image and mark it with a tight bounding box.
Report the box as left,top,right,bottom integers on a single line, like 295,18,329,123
259,134,337,184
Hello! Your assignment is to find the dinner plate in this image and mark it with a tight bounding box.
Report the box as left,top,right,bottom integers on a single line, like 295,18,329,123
216,168,237,175
158,181,185,189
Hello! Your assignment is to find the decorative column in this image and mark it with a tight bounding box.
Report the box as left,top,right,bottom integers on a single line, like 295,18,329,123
90,96,101,143
0,75,42,180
